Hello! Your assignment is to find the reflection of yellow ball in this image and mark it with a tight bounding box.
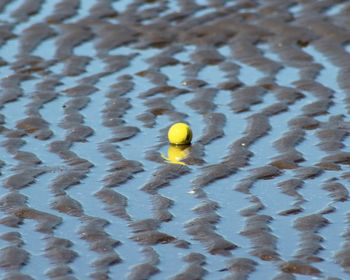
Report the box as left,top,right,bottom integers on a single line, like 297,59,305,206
168,145,190,163
168,123,192,145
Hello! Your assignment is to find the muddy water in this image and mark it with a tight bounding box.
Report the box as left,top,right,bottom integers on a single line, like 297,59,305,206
1,0,350,279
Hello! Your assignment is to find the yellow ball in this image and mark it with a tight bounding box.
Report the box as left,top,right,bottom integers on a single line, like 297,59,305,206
168,122,192,145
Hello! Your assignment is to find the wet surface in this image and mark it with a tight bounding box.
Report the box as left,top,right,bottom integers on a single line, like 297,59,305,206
1,0,350,279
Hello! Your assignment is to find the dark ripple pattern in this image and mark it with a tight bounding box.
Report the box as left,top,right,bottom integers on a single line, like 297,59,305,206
1,0,350,279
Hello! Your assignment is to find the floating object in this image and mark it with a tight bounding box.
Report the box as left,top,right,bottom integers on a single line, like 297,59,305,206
168,122,192,145
161,145,191,165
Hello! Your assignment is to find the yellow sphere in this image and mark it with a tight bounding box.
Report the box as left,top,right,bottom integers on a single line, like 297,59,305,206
168,122,192,145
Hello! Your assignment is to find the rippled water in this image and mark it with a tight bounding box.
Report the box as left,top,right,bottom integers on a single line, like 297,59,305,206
1,0,350,279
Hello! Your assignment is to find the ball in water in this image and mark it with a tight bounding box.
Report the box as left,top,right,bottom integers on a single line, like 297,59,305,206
168,122,192,145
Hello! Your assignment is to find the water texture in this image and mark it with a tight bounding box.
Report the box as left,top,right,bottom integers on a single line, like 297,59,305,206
1,0,350,279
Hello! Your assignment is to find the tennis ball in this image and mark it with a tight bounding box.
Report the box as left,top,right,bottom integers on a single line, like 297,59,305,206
168,122,192,145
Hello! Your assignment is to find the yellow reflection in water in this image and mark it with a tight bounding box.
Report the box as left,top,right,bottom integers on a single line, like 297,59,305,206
161,144,191,165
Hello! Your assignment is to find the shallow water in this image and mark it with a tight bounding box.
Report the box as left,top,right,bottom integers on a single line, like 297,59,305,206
1,0,350,279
